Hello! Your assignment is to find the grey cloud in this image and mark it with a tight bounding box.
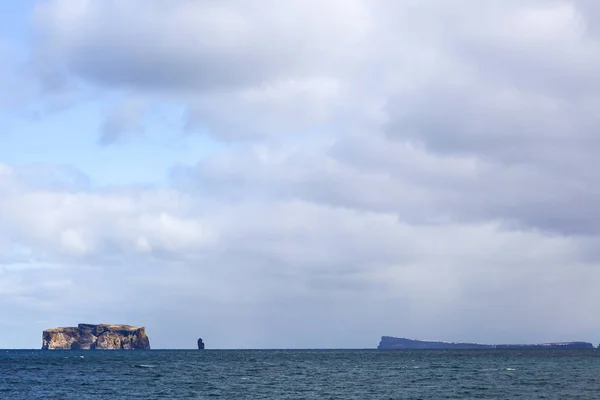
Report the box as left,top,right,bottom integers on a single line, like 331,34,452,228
0,47,80,113
182,78,342,140
4,160,600,348
33,0,367,92
382,100,600,236
174,129,600,236
33,0,361,140
4,0,600,348
384,81,600,206
366,1,600,236
98,99,145,145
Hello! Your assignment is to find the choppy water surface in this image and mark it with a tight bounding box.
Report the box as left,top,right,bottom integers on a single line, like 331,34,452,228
2,349,600,399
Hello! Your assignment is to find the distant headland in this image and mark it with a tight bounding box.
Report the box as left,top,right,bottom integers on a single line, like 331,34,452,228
42,324,150,350
378,336,595,349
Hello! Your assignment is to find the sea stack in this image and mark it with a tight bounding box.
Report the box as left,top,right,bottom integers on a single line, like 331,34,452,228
42,324,150,350
197,338,205,350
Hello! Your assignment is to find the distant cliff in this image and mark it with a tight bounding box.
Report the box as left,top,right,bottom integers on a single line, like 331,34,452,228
42,324,150,350
377,336,595,350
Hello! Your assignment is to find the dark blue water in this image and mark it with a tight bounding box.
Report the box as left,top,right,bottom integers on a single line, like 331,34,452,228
2,349,600,399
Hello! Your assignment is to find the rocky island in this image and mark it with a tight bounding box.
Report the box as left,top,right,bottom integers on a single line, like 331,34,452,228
378,336,595,350
42,324,150,350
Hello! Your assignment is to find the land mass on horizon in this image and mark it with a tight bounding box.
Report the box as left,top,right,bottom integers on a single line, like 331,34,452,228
42,323,150,350
377,336,596,349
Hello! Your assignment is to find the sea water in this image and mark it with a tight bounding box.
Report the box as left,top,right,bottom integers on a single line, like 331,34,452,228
2,349,600,399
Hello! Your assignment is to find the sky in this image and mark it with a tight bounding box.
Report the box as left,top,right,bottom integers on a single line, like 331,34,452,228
0,0,599,349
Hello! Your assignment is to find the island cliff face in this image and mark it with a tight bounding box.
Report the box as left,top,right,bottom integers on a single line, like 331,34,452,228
42,324,150,350
378,336,594,350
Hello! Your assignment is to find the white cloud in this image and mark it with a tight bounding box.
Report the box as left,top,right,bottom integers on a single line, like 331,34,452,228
1,0,600,348
2,158,599,348
184,78,343,139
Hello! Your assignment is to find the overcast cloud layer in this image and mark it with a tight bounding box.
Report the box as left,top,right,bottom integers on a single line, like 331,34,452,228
1,0,599,348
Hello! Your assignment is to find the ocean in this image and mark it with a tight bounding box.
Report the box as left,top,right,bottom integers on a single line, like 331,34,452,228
2,349,599,399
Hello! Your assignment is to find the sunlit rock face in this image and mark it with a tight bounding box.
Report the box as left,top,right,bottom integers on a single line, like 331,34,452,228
42,324,150,350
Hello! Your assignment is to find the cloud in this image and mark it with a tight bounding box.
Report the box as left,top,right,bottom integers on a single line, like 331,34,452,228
2,0,600,348
33,0,369,90
183,78,343,140
2,155,600,348
32,0,369,140
98,98,146,145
